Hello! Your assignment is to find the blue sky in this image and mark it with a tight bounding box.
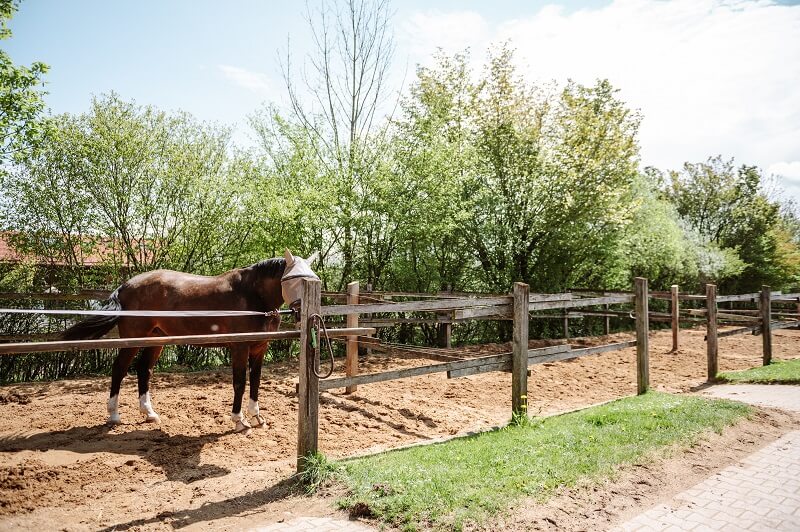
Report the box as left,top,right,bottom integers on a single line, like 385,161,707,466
6,0,800,199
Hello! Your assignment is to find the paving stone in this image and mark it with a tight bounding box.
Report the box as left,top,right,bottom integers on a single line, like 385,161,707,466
614,385,800,531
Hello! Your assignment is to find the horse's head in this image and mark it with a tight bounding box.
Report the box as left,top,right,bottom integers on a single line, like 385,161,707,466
281,249,320,312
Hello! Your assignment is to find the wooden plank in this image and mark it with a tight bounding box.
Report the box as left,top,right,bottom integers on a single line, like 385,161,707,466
717,312,761,323
635,278,649,395
671,285,679,352
0,327,375,355
448,360,511,378
529,341,637,366
359,318,442,327
527,344,574,359
771,293,800,301
434,340,637,380
449,345,571,378
568,340,638,358
345,281,359,394
320,296,511,317
706,284,718,381
297,279,321,472
717,291,780,303
770,320,800,331
454,304,512,320
512,283,530,417
761,286,772,366
717,325,758,339
319,352,514,390
528,294,634,311
529,293,572,302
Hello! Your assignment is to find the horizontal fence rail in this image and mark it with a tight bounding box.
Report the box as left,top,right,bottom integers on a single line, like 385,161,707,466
320,340,638,391
320,296,512,317
0,327,376,355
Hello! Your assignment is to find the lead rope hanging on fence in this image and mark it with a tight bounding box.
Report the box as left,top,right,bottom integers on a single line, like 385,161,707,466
309,313,335,379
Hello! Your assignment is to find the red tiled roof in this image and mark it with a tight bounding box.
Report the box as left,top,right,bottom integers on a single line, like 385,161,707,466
0,232,128,267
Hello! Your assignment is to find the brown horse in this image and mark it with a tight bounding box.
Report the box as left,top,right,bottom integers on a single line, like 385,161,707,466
62,250,319,433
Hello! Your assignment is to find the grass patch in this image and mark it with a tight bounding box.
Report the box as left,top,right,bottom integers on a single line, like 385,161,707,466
337,392,750,530
298,452,341,494
719,359,800,384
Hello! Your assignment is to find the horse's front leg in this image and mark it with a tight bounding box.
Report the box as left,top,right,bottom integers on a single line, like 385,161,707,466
247,348,268,428
230,346,252,434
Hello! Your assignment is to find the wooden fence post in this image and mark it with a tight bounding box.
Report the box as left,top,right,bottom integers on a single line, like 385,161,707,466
604,303,610,336
562,314,569,339
437,313,452,348
671,284,679,352
297,278,321,472
796,298,800,330
345,281,359,394
364,283,374,356
512,282,530,417
706,284,718,381
635,277,649,395
761,285,772,366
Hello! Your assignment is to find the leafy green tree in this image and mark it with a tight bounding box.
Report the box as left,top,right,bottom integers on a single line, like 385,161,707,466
380,52,475,292
1,94,256,287
665,156,795,291
461,46,641,292
0,0,48,166
277,0,396,289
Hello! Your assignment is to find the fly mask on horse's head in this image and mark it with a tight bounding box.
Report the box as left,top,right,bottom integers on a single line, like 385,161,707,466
281,249,320,314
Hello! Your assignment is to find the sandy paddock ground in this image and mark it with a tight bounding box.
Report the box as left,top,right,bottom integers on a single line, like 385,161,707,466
0,326,799,530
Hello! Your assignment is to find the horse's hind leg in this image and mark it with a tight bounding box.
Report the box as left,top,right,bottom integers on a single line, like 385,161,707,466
247,349,267,428
230,345,251,434
136,346,163,423
108,347,139,425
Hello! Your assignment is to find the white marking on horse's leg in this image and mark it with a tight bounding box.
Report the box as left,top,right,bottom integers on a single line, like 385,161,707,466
247,399,266,427
107,394,121,425
138,392,160,423
231,411,252,435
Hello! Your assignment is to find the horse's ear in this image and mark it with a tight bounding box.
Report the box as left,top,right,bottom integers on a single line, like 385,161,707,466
306,251,320,265
283,248,294,267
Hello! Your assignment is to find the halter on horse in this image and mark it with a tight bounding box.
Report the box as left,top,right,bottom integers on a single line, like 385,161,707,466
61,249,320,433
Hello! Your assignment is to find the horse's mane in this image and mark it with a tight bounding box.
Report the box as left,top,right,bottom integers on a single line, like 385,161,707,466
249,257,287,279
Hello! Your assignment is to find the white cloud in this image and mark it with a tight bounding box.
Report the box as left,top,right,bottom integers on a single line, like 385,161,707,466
218,64,276,98
400,10,490,59
400,0,800,198
769,161,800,181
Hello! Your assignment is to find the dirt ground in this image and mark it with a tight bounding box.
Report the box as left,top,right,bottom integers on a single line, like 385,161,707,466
0,326,799,531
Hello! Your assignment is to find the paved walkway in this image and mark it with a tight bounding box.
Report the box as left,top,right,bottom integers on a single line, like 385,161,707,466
616,384,800,531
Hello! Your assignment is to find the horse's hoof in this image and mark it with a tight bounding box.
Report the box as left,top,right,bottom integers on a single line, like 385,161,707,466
235,420,252,435
252,414,267,428
107,414,122,425
144,414,160,423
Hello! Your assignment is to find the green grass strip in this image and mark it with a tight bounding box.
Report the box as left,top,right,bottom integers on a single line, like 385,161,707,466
719,358,800,384
337,392,750,531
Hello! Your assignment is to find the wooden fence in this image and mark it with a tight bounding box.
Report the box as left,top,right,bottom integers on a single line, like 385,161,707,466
1,279,798,472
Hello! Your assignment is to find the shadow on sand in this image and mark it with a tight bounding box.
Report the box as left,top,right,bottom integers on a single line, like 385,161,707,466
0,423,233,483
96,476,300,531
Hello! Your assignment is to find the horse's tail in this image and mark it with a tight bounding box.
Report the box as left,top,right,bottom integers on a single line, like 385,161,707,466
61,287,123,341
